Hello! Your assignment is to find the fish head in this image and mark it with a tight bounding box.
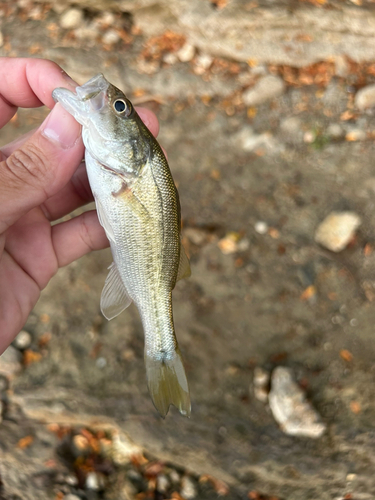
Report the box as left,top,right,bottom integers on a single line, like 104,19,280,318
52,74,149,176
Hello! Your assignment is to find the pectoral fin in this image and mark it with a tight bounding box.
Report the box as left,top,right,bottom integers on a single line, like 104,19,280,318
176,243,191,284
101,262,132,320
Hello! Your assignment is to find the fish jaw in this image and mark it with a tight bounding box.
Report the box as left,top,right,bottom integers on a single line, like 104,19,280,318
52,73,110,127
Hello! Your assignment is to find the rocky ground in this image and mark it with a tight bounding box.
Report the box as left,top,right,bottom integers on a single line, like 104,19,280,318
2,0,375,499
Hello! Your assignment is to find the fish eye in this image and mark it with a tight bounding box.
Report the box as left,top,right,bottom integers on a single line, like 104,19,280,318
113,99,127,113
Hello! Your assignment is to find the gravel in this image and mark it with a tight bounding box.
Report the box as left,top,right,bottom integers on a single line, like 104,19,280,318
314,211,362,252
60,8,84,30
269,367,326,438
355,83,375,110
242,75,285,107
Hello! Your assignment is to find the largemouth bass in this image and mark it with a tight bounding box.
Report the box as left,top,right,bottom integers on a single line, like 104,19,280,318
53,74,191,417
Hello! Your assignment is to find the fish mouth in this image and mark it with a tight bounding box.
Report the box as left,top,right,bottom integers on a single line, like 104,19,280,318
52,73,110,125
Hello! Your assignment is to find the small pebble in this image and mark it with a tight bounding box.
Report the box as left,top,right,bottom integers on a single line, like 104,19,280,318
280,116,304,144
97,11,116,26
156,474,169,493
0,345,22,377
96,357,107,368
63,495,81,500
243,75,285,107
184,227,207,246
327,123,344,139
0,400,3,424
315,211,361,252
102,29,121,45
0,31,3,48
355,83,375,110
169,469,180,483
60,8,84,30
86,471,101,491
254,221,268,234
177,43,195,62
303,131,316,143
345,128,366,142
163,52,178,65
180,476,197,499
13,330,32,350
253,367,270,403
269,367,326,438
195,54,213,70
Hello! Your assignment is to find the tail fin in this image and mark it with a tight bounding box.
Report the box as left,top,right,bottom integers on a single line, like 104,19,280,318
145,348,191,418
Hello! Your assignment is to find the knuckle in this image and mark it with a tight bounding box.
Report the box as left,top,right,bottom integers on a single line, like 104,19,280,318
79,213,95,252
6,144,50,187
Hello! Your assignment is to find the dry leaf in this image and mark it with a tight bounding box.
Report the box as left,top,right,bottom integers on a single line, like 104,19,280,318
23,350,42,366
300,285,316,301
350,401,361,414
17,435,34,449
340,349,353,362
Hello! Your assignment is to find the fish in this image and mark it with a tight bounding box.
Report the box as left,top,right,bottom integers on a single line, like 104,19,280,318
52,74,191,418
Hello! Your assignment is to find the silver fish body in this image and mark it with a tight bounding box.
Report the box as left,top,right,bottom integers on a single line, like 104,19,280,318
53,74,191,417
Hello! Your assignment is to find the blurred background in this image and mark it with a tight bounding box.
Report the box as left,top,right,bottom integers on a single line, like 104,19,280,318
2,0,375,499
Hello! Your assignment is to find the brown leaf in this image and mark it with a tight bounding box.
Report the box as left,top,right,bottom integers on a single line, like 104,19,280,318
17,435,34,449
350,401,361,414
23,350,42,366
340,349,353,362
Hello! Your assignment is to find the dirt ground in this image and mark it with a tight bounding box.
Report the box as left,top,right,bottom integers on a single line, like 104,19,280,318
2,1,375,500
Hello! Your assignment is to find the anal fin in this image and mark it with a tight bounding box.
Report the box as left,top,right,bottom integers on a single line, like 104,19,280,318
176,243,191,284
101,262,132,320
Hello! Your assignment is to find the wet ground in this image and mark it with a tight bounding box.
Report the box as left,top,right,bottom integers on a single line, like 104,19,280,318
2,1,375,500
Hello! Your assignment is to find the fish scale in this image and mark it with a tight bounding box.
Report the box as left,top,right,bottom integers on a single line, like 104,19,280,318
53,74,191,417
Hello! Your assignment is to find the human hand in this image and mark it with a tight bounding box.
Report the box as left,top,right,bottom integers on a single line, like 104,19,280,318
0,58,160,353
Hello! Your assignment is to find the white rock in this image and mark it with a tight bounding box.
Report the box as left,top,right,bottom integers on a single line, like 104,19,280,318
345,128,366,142
102,29,121,45
177,43,195,62
355,84,375,110
0,31,3,48
184,227,207,246
97,12,116,26
156,474,169,493
327,123,344,139
163,52,178,65
269,367,326,438
74,26,99,42
315,211,361,252
253,367,270,403
195,54,213,70
180,476,197,499
303,131,316,143
234,126,280,153
13,330,32,350
254,221,268,234
86,472,101,490
243,75,285,107
60,8,84,30
280,116,304,144
0,346,22,377
63,495,81,500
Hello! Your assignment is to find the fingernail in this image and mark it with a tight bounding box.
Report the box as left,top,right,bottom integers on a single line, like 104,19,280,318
61,70,78,89
41,103,81,149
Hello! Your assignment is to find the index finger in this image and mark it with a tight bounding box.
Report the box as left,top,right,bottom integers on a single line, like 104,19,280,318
0,57,77,127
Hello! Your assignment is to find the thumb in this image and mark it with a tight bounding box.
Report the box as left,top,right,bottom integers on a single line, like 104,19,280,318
0,103,83,233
